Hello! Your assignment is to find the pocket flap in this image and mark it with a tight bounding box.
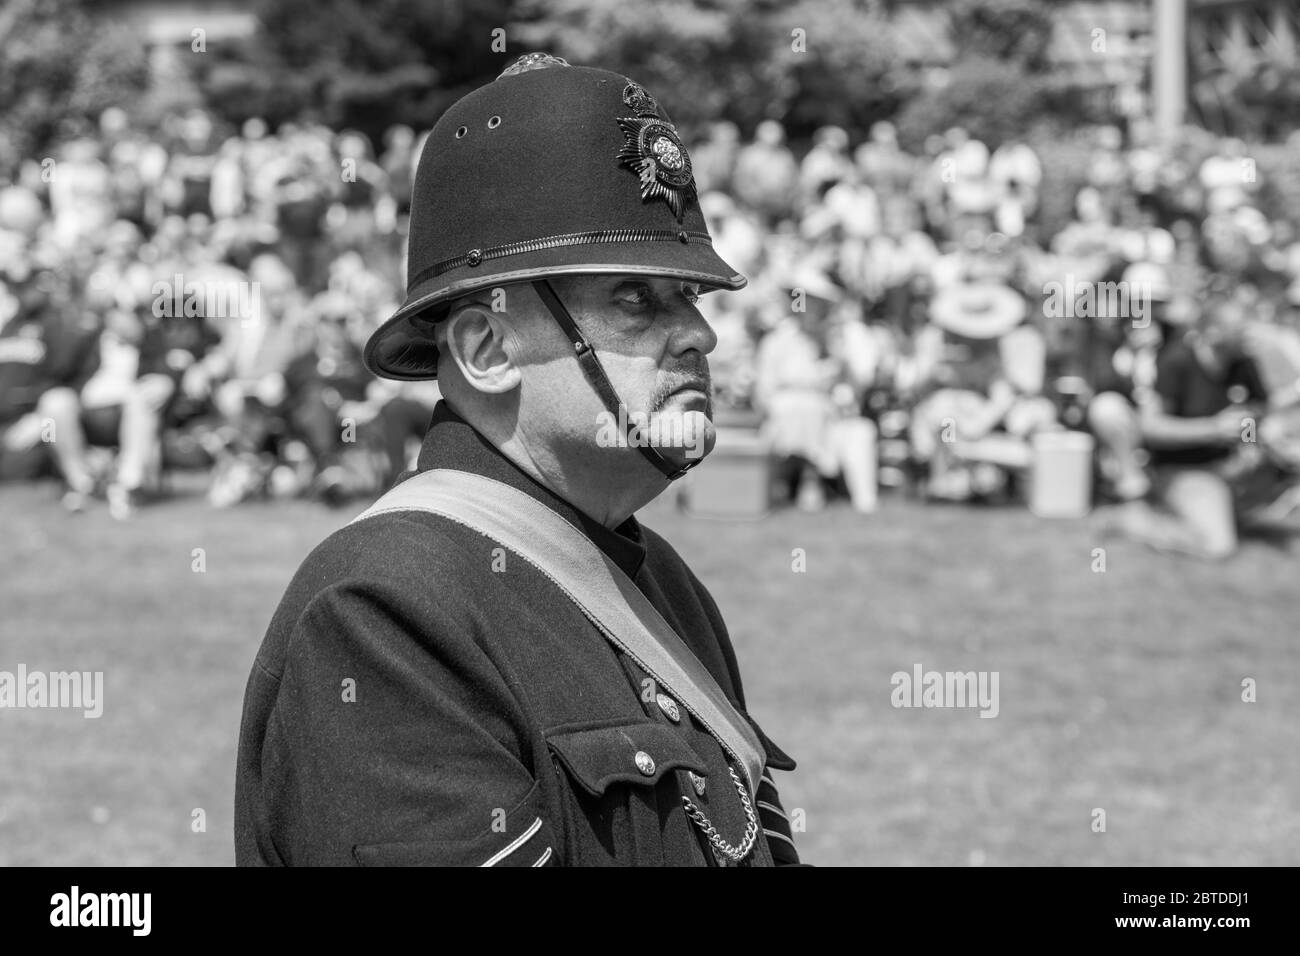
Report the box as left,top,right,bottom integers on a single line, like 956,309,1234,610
546,719,708,797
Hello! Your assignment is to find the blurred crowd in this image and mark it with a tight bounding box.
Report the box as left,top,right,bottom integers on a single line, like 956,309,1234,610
0,107,436,517
3,106,1300,557
692,117,1300,557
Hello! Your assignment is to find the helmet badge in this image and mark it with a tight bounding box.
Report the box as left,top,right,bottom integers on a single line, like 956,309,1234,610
616,81,697,222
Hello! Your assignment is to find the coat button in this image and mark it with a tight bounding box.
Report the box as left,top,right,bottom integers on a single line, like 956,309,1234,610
655,693,681,723
634,751,656,776
688,771,707,796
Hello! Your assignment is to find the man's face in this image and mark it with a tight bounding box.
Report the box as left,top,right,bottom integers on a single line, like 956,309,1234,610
510,274,719,471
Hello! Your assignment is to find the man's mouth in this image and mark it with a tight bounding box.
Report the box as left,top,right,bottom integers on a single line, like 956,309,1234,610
663,384,710,409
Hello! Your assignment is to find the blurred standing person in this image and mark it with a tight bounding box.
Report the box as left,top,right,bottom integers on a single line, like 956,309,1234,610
691,121,740,195
330,131,387,253
825,298,882,512
209,136,247,222
733,120,798,228
853,121,912,196
48,139,113,249
988,140,1041,240
273,147,331,292
753,267,841,510
1050,186,1118,286
1086,125,1127,218
799,126,853,207
164,109,219,219
942,134,997,242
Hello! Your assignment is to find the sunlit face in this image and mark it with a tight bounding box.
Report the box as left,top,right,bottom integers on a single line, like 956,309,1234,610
510,274,719,471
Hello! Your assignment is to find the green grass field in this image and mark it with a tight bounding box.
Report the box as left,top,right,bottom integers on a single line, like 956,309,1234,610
2,479,1297,866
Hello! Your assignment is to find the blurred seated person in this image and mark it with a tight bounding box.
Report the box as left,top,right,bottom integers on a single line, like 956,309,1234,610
40,307,140,511
0,283,99,489
1110,292,1271,558
208,256,302,437
280,293,385,503
203,255,308,505
44,297,220,517
1063,262,1168,503
753,268,877,512
910,282,1059,501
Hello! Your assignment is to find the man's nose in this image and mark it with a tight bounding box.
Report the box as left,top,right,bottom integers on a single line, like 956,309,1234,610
668,301,718,357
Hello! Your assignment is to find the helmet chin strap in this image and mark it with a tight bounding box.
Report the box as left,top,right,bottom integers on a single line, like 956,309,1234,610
532,279,698,482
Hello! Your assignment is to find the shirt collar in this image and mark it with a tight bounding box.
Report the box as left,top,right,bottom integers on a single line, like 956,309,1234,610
413,401,648,579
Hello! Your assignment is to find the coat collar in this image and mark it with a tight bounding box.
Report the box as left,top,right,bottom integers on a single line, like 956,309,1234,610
413,401,648,579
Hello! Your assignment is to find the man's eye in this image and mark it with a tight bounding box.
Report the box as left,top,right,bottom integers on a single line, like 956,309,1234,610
682,286,702,305
617,285,653,307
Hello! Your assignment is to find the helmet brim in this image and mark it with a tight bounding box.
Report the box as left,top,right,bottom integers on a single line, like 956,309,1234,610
364,241,745,380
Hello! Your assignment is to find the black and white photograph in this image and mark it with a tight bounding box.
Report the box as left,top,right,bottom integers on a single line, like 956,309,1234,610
0,0,1295,907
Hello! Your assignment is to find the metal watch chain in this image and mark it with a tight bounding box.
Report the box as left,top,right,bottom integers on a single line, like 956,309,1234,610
681,766,759,865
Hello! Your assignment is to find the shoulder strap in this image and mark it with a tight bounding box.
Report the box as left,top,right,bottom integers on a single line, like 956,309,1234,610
351,468,766,796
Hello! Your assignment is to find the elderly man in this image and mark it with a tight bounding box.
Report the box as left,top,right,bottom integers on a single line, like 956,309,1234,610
235,54,800,866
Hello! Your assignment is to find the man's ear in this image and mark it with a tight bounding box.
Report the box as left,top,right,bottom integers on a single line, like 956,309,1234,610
442,304,522,394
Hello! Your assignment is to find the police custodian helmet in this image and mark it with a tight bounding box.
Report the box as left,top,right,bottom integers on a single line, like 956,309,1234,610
363,52,746,479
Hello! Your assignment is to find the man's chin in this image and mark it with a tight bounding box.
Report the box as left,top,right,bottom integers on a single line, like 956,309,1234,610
650,404,715,468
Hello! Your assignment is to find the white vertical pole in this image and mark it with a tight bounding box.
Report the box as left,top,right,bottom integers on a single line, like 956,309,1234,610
1153,0,1188,140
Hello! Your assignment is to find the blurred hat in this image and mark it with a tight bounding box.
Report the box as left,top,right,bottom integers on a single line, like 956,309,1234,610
1121,261,1171,303
364,53,744,380
930,281,1026,339
813,125,849,151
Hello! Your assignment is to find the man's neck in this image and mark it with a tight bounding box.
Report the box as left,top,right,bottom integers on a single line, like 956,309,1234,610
442,396,672,527
495,434,666,528
470,417,660,528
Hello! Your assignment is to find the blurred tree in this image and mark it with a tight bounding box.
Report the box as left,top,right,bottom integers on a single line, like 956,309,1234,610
513,0,901,143
888,0,1065,153
197,0,516,142
0,0,148,167
511,0,780,141
893,55,1046,152
946,0,1054,73
765,0,903,139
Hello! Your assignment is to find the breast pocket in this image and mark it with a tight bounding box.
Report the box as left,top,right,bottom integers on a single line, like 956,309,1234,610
544,718,710,866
